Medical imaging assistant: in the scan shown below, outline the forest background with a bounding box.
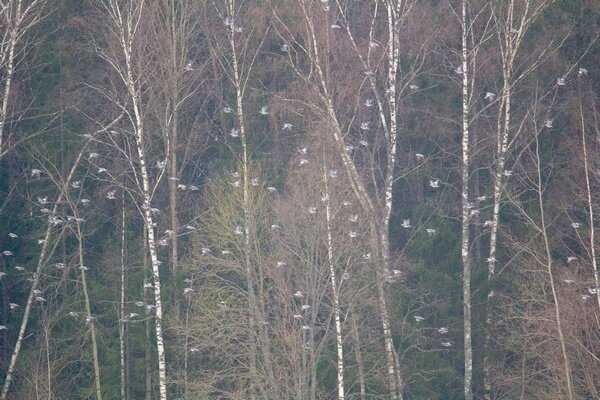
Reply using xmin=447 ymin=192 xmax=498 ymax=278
xmin=0 ymin=0 xmax=599 ymax=399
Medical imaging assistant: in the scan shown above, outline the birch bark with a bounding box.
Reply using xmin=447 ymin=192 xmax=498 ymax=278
xmin=460 ymin=2 xmax=473 ymax=399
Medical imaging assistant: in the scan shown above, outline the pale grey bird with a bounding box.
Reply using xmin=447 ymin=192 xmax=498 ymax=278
xmin=230 ymin=128 xmax=239 ymax=137
xmin=414 ymin=315 xmax=425 ymax=322
xmin=185 ymin=61 xmax=194 ymax=72
xmin=71 ymin=181 xmax=81 ymax=189
xmin=572 ymin=222 xmax=582 ymax=229
xmin=329 ymin=169 xmax=338 ymax=178
xmin=360 ymin=122 xmax=370 ymax=130
xmin=8 ymin=233 xmax=18 ymax=238
xmin=349 ymin=231 xmax=358 ymax=238
xmin=557 ymin=77 xmax=566 ymax=86
xmin=485 ymin=92 xmax=496 ymax=101
xmin=545 ymin=119 xmax=553 ymax=128
xmin=429 ymin=179 xmax=440 ymax=188
xmin=184 ymin=287 xmax=195 ymax=295
xmin=308 ymin=207 xmax=317 ymax=214
xmin=259 ymin=105 xmax=269 ymax=115
xmin=267 ymin=186 xmax=277 ymax=193
xmin=31 ymin=169 xmax=42 ymax=178
xmin=299 ymin=159 xmax=309 ymax=166
xmin=415 ymin=153 xmax=425 ymax=159
xmin=234 ymin=225 xmax=244 ymax=235
xmin=426 ymin=228 xmax=437 ymax=236
xmin=106 ymin=191 xmax=116 ymax=200
xmin=578 ymin=67 xmax=588 ymax=76
xmin=293 ymin=291 xmax=304 ymax=299
xmin=281 ymin=44 xmax=290 ymax=53
xmin=88 ymin=152 xmax=99 ymax=160
xmin=401 ymin=219 xmax=411 ymax=228
xmin=364 ymin=98 xmax=374 ymax=107
xmin=9 ymin=303 xmax=19 ymax=310
xmin=362 ymin=253 xmax=371 ymax=260
xmin=409 ymin=84 xmax=420 ymax=91
xmin=2 ymin=250 xmax=13 ymax=256
xmin=223 ymin=106 xmax=233 ymax=114
xmin=250 ymin=178 xmax=259 ymax=186
xmin=349 ymin=215 xmax=358 ymax=222
xmin=359 ymin=140 xmax=368 ymax=146
xmin=282 ymin=123 xmax=293 ymax=130
xmin=438 ymin=327 xmax=449 ymax=334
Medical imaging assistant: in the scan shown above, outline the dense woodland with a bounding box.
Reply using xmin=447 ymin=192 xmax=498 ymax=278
xmin=0 ymin=0 xmax=599 ymax=399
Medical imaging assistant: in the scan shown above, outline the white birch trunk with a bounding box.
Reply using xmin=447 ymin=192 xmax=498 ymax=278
xmin=297 ymin=6 xmax=399 ymax=397
xmin=0 ymin=0 xmax=21 ymax=156
xmin=323 ymin=166 xmax=345 ymax=400
xmin=107 ymin=2 xmax=169 ymax=396
xmin=119 ymin=198 xmax=127 ymax=400
xmin=0 ymin=0 xmax=47 ymax=159
xmin=460 ymin=2 xmax=473 ymax=399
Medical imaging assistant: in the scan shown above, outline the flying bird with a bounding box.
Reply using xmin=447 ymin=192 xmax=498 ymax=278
xmin=259 ymin=106 xmax=269 ymax=115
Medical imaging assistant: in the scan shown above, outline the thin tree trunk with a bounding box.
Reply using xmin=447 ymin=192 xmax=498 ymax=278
xmin=324 ymin=166 xmax=345 ymax=400
xmin=534 ymin=129 xmax=574 ymax=400
xmin=75 ymin=219 xmax=103 ymax=400
xmin=579 ymin=95 xmax=600 ymax=312
xmin=350 ymin=309 xmax=366 ymax=400
xmin=0 ymin=0 xmax=22 ymax=155
xmin=297 ymin=5 xmax=399 ymax=396
xmin=120 ymin=197 xmax=127 ymax=400
xmin=114 ymin=3 xmax=168 ymax=395
xmin=0 ymin=148 xmax=86 ymax=400
xmin=460 ymin=2 xmax=473 ymax=399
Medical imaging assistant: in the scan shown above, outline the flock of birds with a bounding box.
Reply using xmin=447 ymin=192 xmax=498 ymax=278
xmin=1 ymin=10 xmax=595 ymax=361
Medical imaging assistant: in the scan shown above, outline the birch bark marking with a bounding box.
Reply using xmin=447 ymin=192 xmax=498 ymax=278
xmin=119 ymin=197 xmax=127 ymax=400
xmin=323 ymin=166 xmax=345 ymax=400
xmin=0 ymin=0 xmax=21 ymax=156
xmin=460 ymin=1 xmax=473 ymax=399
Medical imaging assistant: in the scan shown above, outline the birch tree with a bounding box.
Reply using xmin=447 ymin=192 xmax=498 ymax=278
xmin=270 ymin=1 xmax=430 ymax=396
xmin=97 ymin=2 xmax=169 ymax=397
xmin=0 ymin=0 xmax=48 ymax=159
